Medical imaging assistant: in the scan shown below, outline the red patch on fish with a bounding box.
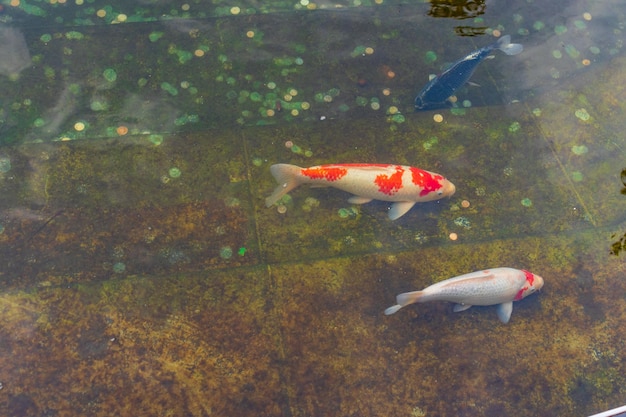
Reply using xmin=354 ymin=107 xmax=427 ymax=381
xmin=514 ymin=270 xmax=536 ymax=301
xmin=410 ymin=167 xmax=444 ymax=196
xmin=374 ymin=165 xmax=404 ymax=196
xmin=301 ymin=166 xmax=348 ymax=182
xmin=522 ymin=269 xmax=535 ymax=285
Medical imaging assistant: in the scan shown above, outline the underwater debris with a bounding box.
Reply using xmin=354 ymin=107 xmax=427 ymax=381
xmin=610 ymin=168 xmax=626 ymax=256
xmin=427 ymin=0 xmax=486 ymax=20
xmin=610 ymin=232 xmax=626 ymax=256
xmin=454 ymin=216 xmax=471 ymax=229
xmin=219 ymin=246 xmax=233 ymax=259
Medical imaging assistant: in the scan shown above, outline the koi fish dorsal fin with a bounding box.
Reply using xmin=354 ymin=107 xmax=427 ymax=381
xmin=496 ymin=35 xmax=523 ymax=56
xmin=265 ymin=164 xmax=303 ymax=207
xmin=350 ymin=165 xmax=392 ymax=171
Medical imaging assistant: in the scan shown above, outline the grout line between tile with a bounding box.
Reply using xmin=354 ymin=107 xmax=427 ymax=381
xmin=241 ymin=131 xmax=295 ymax=416
xmin=523 ymin=102 xmax=597 ymax=226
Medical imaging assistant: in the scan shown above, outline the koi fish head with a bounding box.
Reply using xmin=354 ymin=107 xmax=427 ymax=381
xmin=514 ymin=270 xmax=544 ymax=301
xmin=408 ymin=167 xmax=455 ymax=202
xmin=418 ymin=177 xmax=455 ymax=202
xmin=414 ymin=91 xmax=449 ymax=111
xmin=439 ymin=179 xmax=456 ymax=199
xmin=414 ymin=76 xmax=441 ymax=110
xmin=414 ymin=94 xmax=427 ymax=110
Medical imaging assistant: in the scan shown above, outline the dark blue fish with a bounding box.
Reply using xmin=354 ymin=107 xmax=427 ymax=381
xmin=414 ymin=35 xmax=523 ymax=111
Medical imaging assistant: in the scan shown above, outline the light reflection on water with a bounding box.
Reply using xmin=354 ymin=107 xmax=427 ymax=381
xmin=0 ymin=1 xmax=625 ymax=416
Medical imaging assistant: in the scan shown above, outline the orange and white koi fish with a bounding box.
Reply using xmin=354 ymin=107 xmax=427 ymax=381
xmin=385 ymin=267 xmax=544 ymax=323
xmin=265 ymin=163 xmax=456 ymax=220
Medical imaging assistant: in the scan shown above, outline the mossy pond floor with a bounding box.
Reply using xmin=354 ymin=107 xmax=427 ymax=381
xmin=0 ymin=1 xmax=625 ymax=416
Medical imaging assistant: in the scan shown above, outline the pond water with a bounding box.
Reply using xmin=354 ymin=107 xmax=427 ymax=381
xmin=0 ymin=0 xmax=625 ymax=416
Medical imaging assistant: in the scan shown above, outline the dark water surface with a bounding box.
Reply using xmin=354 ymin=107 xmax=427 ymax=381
xmin=0 ymin=0 xmax=625 ymax=416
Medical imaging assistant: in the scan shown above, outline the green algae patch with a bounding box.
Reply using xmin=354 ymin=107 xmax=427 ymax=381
xmin=160 ymin=82 xmax=178 ymax=96
xmin=65 ymin=31 xmax=84 ymax=40
xmin=89 ymin=99 xmax=109 ymax=111
xmin=17 ymin=1 xmax=47 ymax=17
xmin=424 ymin=50 xmax=437 ymax=63
xmin=168 ymin=167 xmax=182 ymax=178
xmin=508 ymin=121 xmax=521 ymax=132
xmin=149 ymin=31 xmax=164 ymax=42
xmin=575 ymin=108 xmax=591 ymax=121
xmin=572 ymin=171 xmax=584 ymax=182
xmin=565 ymin=44 xmax=580 ymax=59
xmin=174 ymin=49 xmax=193 ymax=64
xmin=103 ymin=68 xmax=117 ymax=82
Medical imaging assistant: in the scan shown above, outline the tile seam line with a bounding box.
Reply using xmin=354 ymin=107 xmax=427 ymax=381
xmin=482 ymin=46 xmax=596 ymax=226
xmin=241 ymin=132 xmax=295 ymax=416
xmin=241 ymin=130 xmax=268 ymax=264
xmin=522 ymin=101 xmax=597 ymax=226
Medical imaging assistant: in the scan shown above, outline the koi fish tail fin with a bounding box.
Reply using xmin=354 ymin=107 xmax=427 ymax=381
xmin=496 ymin=34 xmax=523 ymax=56
xmin=265 ymin=163 xmax=303 ymax=207
xmin=384 ymin=290 xmax=424 ymax=315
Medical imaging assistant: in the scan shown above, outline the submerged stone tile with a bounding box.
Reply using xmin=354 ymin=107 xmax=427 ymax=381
xmin=247 ymin=111 xmax=605 ymax=265
xmin=272 ymin=233 xmax=626 ymax=416
xmin=0 ymin=132 xmax=259 ymax=291
xmin=0 ymin=267 xmax=286 ymax=416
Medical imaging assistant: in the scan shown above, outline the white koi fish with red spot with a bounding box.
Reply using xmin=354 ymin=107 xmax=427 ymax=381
xmin=265 ymin=163 xmax=455 ymax=220
xmin=385 ymin=267 xmax=544 ymax=323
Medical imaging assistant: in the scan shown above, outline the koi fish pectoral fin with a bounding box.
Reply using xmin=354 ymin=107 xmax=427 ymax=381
xmin=384 ymin=304 xmax=403 ymax=315
xmin=453 ymin=303 xmax=473 ymax=313
xmin=388 ymin=201 xmax=416 ymax=220
xmin=347 ymin=196 xmax=373 ymax=204
xmin=496 ymin=302 xmax=514 ymax=323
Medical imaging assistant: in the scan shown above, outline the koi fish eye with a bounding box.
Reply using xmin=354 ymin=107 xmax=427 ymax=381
xmin=437 ymin=191 xmax=443 ymax=195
